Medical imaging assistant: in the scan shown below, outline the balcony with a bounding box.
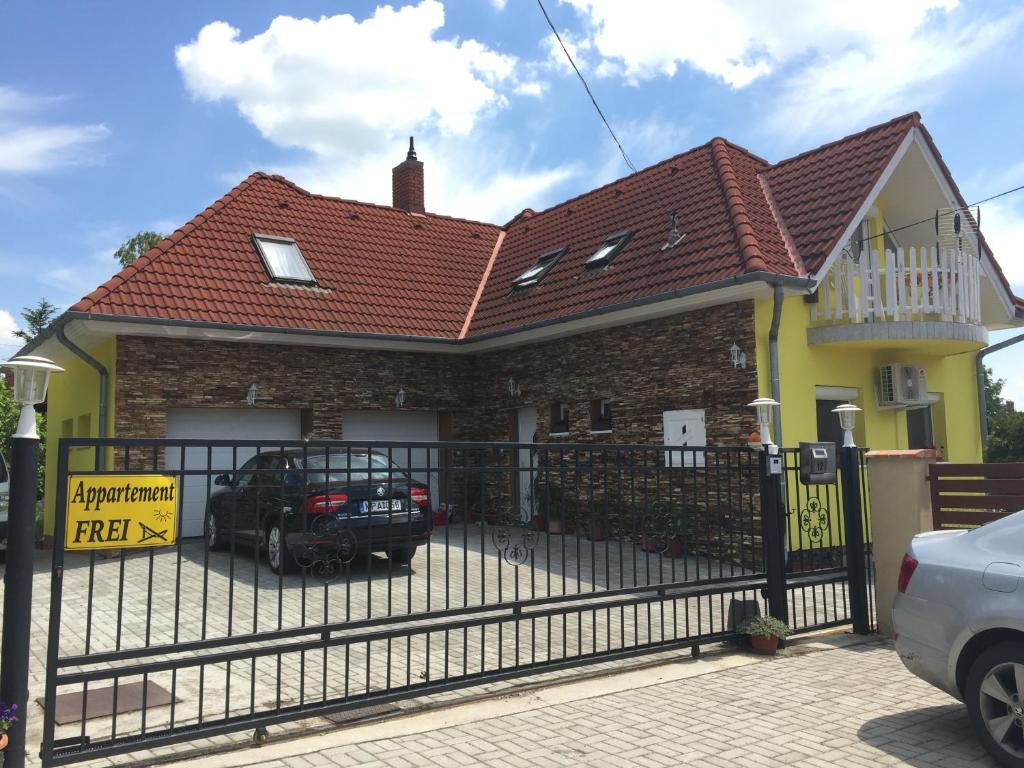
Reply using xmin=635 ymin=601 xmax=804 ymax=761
xmin=807 ymin=244 xmax=987 ymax=349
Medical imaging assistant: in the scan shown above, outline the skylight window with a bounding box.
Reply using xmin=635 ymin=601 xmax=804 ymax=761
xmin=585 ymin=231 xmax=632 ymax=270
xmin=252 ymin=235 xmax=316 ymax=284
xmin=512 ymin=247 xmax=566 ymax=288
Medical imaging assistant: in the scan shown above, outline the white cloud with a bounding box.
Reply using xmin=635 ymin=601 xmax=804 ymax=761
xmin=0 ymin=124 xmax=109 ymax=174
xmin=176 ymin=1 xmax=576 ymax=221
xmin=491 ymin=0 xmax=507 ymax=9
xmin=0 ymin=85 xmax=108 ymax=174
xmin=557 ymin=1 xmax=1021 ymax=138
xmin=980 ymin=197 xmax=1024 ymax=287
xmin=513 ymin=81 xmax=547 ymax=97
xmin=0 ymin=309 xmax=24 ymax=355
xmin=542 ymin=30 xmax=592 ymax=73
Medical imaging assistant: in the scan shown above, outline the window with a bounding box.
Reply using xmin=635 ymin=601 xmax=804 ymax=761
xmin=512 ymin=247 xmax=566 ymax=288
xmin=234 ymin=455 xmax=262 ymax=487
xmin=816 ymin=399 xmax=847 ymax=449
xmin=590 ymin=400 xmax=612 ymax=433
xmin=252 ymin=235 xmax=316 ymax=284
xmin=585 ymin=231 xmax=632 ymax=270
xmin=550 ymin=403 xmax=570 ymax=435
xmin=907 ymin=406 xmax=935 ymax=449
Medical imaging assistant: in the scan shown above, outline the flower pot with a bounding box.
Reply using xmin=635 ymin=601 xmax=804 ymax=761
xmin=749 ymin=634 xmax=780 ymax=655
xmin=547 ymin=518 xmax=563 ymax=535
xmin=663 ymin=539 xmax=684 ymax=559
xmin=531 ymin=514 xmax=545 ymax=531
xmin=587 ymin=518 xmax=607 ymax=541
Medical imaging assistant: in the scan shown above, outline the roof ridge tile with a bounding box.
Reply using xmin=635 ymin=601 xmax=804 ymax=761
xmin=710 ymin=138 xmax=768 ymax=274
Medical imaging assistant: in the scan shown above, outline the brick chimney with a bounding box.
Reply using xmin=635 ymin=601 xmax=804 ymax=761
xmin=392 ymin=137 xmax=424 ymax=213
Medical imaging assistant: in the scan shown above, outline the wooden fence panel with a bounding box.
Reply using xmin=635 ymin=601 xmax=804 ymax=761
xmin=929 ymin=462 xmax=1024 ymax=529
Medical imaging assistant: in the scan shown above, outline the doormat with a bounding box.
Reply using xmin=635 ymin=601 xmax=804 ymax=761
xmin=322 ymin=702 xmax=401 ymax=725
xmin=38 ymin=681 xmax=177 ymax=725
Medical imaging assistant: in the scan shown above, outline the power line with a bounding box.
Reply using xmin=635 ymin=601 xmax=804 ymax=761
xmin=855 ymin=182 xmax=1024 ymax=247
xmin=536 ymin=0 xmax=637 ymax=175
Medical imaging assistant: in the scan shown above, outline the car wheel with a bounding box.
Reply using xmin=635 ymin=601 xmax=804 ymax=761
xmin=266 ymin=522 xmax=297 ymax=575
xmin=205 ymin=513 xmax=227 ymax=552
xmin=389 ymin=545 xmax=417 ymax=566
xmin=966 ymin=641 xmax=1024 ymax=767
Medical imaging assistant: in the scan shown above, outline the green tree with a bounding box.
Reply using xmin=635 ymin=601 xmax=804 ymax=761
xmin=984 ymin=366 xmax=1024 ymax=462
xmin=12 ymin=298 xmax=58 ymax=343
xmin=0 ymin=377 xmax=46 ymax=494
xmin=114 ymin=231 xmax=163 ymax=267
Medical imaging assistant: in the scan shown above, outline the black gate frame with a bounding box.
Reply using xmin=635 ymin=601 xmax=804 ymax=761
xmin=39 ymin=438 xmax=872 ymax=766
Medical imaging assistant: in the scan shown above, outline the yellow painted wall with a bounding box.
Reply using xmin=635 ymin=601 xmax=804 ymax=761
xmin=43 ymin=337 xmax=116 ymax=536
xmin=753 ymin=296 xmax=982 ymax=462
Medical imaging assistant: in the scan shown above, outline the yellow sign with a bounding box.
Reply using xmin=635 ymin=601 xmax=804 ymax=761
xmin=65 ymin=474 xmax=178 ymax=550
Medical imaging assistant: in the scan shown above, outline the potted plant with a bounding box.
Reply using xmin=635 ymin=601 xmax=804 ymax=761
xmin=533 ymin=477 xmax=572 ymax=535
xmin=0 ymin=701 xmax=18 ymax=754
xmin=739 ymin=615 xmax=790 ymax=654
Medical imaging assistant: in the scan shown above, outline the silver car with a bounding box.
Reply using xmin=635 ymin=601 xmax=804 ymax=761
xmin=893 ymin=511 xmax=1024 ymax=767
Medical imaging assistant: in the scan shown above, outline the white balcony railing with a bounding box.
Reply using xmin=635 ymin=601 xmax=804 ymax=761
xmin=811 ymin=245 xmax=982 ymax=326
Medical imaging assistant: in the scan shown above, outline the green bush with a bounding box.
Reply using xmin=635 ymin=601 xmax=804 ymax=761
xmin=739 ymin=615 xmax=791 ymax=638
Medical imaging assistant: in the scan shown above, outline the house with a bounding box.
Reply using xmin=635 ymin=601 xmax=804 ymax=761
xmin=21 ymin=113 xmax=1024 ymax=538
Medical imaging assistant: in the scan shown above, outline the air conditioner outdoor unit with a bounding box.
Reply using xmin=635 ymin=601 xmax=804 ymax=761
xmin=878 ymin=363 xmax=928 ymax=407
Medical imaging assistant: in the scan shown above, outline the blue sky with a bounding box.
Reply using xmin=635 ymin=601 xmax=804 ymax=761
xmin=1 ymin=0 xmax=1023 ymax=398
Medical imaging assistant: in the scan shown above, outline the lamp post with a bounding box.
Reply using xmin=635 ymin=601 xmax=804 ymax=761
xmin=0 ymin=355 xmax=62 ymax=768
xmin=748 ymin=398 xmax=779 ymax=450
xmin=832 ymin=403 xmax=862 ymax=448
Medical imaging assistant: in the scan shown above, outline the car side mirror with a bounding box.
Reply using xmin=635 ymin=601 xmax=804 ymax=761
xmin=214 ymin=473 xmax=232 ymax=487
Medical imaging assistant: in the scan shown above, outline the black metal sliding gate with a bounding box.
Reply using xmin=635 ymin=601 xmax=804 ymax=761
xmin=41 ymin=438 xmax=872 ymax=765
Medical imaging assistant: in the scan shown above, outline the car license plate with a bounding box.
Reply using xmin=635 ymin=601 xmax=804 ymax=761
xmin=360 ymin=499 xmax=406 ymax=514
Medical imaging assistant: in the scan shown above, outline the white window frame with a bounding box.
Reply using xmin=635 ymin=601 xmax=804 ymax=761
xmin=252 ymin=234 xmax=316 ymax=285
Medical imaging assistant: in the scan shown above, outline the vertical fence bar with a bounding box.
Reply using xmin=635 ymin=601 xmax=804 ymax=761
xmin=841 ymin=447 xmax=870 ymax=634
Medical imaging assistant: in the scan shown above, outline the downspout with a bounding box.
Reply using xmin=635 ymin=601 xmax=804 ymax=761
xmin=768 ymin=283 xmax=784 ymax=447
xmin=55 ymin=325 xmax=108 ymax=470
xmin=977 ymin=331 xmax=1024 ymax=452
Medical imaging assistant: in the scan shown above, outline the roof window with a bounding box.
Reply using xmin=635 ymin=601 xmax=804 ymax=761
xmin=512 ymin=247 xmax=566 ymax=288
xmin=253 ymin=235 xmax=316 ymax=284
xmin=585 ymin=230 xmax=632 ymax=270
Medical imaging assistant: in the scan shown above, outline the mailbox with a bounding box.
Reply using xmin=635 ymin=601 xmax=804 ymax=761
xmin=799 ymin=441 xmax=836 ymax=485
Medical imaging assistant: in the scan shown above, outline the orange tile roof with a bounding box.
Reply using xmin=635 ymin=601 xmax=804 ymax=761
xmin=70 ymin=113 xmax=1023 ymax=339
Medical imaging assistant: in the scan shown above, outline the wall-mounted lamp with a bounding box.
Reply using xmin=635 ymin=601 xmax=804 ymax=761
xmin=395 ymin=387 xmax=406 ymax=409
xmin=507 ymin=377 xmax=522 ymax=399
xmin=748 ymin=397 xmax=779 ymax=450
xmin=1 ymin=356 xmax=64 ymax=439
xmin=246 ymin=383 xmax=258 ymax=407
xmin=729 ymin=343 xmax=747 ymax=370
xmin=832 ymin=403 xmax=861 ymax=448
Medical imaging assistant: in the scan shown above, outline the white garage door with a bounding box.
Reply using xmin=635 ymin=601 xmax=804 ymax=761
xmin=166 ymin=408 xmax=301 ymax=537
xmin=341 ymin=411 xmax=439 ymax=509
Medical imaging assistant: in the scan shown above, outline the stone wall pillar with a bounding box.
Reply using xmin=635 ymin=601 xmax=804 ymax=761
xmin=866 ymin=449 xmax=941 ymax=637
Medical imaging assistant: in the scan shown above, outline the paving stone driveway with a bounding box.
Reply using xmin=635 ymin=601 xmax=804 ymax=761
xmin=234 ymin=641 xmax=996 ymax=768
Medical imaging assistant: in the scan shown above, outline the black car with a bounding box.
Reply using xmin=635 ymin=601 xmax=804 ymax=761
xmin=205 ymin=448 xmax=431 ymax=574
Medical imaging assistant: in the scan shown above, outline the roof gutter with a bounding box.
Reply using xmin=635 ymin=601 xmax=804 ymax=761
xmin=61 ymin=271 xmax=815 ymax=349
xmin=977 ymin=332 xmax=1024 ymax=452
xmin=55 ymin=325 xmax=108 ymax=470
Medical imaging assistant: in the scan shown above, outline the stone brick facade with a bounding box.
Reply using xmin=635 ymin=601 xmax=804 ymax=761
xmin=114 ymin=301 xmax=759 ymax=447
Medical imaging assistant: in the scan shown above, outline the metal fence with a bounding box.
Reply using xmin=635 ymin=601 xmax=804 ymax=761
xmin=40 ymin=438 xmax=870 ymax=766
